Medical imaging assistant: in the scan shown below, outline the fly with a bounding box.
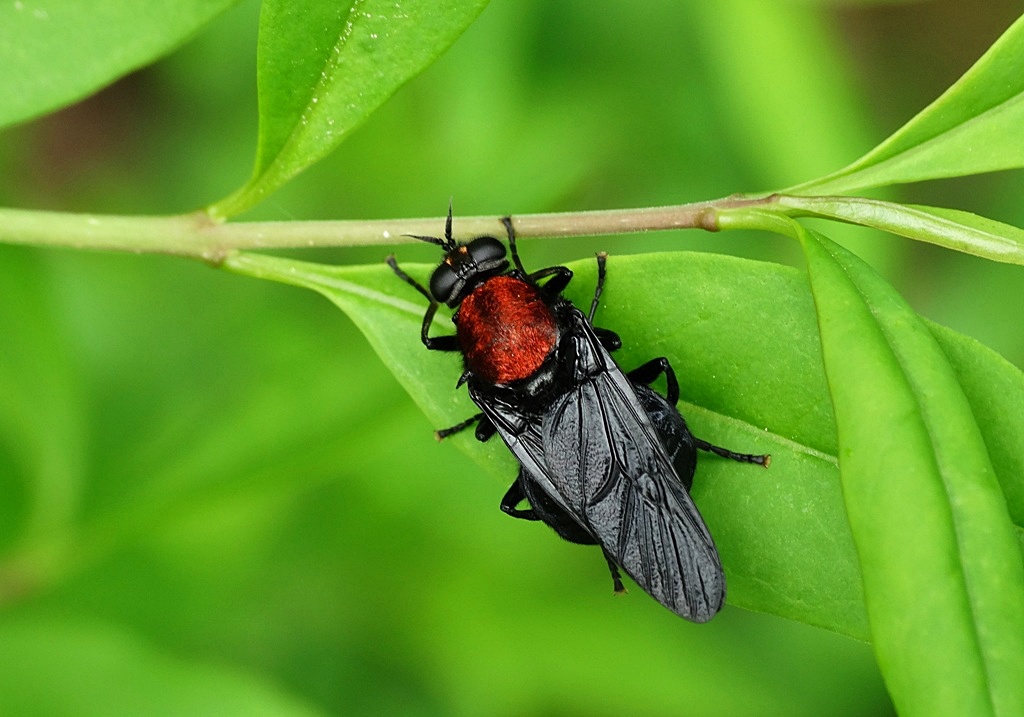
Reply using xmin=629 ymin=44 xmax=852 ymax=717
xmin=387 ymin=206 xmax=768 ymax=621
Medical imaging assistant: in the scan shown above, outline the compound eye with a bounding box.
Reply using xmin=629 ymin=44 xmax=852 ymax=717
xmin=465 ymin=236 xmax=506 ymax=265
xmin=429 ymin=237 xmax=508 ymax=306
xmin=429 ymin=263 xmax=459 ymax=305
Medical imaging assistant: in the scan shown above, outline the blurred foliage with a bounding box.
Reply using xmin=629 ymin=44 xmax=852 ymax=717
xmin=2 ymin=0 xmax=1023 ymax=714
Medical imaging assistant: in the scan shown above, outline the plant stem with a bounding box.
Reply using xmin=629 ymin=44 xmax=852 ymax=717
xmin=0 ymin=196 xmax=777 ymax=263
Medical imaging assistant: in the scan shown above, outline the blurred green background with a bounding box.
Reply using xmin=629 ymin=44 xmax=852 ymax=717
xmin=1 ymin=0 xmax=1022 ymax=714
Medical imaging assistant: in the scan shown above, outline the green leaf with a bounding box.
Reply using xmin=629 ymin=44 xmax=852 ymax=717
xmin=0 ymin=0 xmax=237 ymax=130
xmin=784 ymin=12 xmax=1024 ymax=195
xmin=223 ymin=248 xmax=1024 ymax=644
xmin=774 ymin=195 xmax=1024 ymax=265
xmin=209 ymin=0 xmax=490 ymax=219
xmin=796 ymin=225 xmax=1024 ymax=717
xmin=0 ymin=617 xmax=326 ymax=717
xmin=0 ymin=249 xmax=86 ymax=551
xmin=930 ymin=325 xmax=1024 ymax=532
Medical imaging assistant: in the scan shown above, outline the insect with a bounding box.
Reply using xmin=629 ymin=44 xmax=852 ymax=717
xmin=501 ymin=377 xmax=770 ymax=606
xmin=387 ymin=207 xmax=769 ymax=621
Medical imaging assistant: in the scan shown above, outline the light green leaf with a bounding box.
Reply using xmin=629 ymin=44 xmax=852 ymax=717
xmin=930 ymin=324 xmax=1024 ymax=534
xmin=774 ymin=195 xmax=1024 ymax=265
xmin=0 ymin=0 xmax=237 ymax=130
xmin=209 ymin=0 xmax=490 ymax=219
xmin=784 ymin=12 xmax=1024 ymax=194
xmin=223 ymin=247 xmax=1024 ymax=644
xmin=796 ymin=224 xmax=1024 ymax=717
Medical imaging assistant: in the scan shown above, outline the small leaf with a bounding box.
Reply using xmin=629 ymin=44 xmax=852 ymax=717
xmin=784 ymin=12 xmax=1024 ymax=194
xmin=0 ymin=0 xmax=237 ymax=130
xmin=224 ymin=248 xmax=1024 ymax=644
xmin=796 ymin=224 xmax=1024 ymax=717
xmin=774 ymin=195 xmax=1024 ymax=265
xmin=210 ymin=0 xmax=490 ymax=219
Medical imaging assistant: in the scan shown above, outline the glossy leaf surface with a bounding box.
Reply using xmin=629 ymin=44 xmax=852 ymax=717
xmin=797 ymin=225 xmax=1024 ymax=717
xmin=0 ymin=0 xmax=237 ymax=129
xmin=210 ymin=0 xmax=490 ymax=218
xmin=785 ymin=12 xmax=1024 ymax=194
xmin=225 ymin=249 xmax=1024 ymax=647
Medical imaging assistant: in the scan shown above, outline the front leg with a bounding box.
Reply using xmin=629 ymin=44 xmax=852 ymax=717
xmin=528 ymin=265 xmax=574 ymax=298
xmin=386 ymin=254 xmax=460 ymax=352
xmin=417 ymin=300 xmax=460 ymax=352
xmin=501 ymin=215 xmax=577 ymax=296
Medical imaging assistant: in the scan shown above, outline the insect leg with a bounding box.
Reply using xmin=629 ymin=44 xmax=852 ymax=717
xmin=434 ymin=413 xmax=480 ymax=440
xmin=500 ymin=481 xmax=540 ymax=521
xmin=629 ymin=357 xmax=770 ymax=467
xmin=529 ymin=265 xmax=574 ymax=297
xmin=627 ymin=357 xmax=680 ymax=405
xmin=694 ymin=438 xmax=771 ymax=468
xmin=594 ymin=328 xmax=622 ymax=352
xmin=501 ymin=215 xmax=581 ymax=296
xmin=586 ymin=252 xmax=620 ymax=350
xmin=386 ymin=255 xmax=460 ymax=352
xmin=434 ymin=413 xmax=498 ymax=443
xmin=587 ymin=251 xmax=608 ymax=322
xmin=499 ymin=215 xmax=529 ymax=276
xmin=416 ymin=302 xmax=460 ymax=352
xmin=386 ymin=254 xmax=431 ymax=301
xmin=586 ymin=252 xmax=619 ymax=349
xmin=601 ymin=548 xmax=626 ymax=594
xmin=474 ymin=417 xmax=496 ymax=442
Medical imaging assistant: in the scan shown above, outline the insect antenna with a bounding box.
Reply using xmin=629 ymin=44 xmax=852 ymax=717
xmin=445 ymin=198 xmax=454 ymax=244
xmin=403 ymin=201 xmax=458 ymax=252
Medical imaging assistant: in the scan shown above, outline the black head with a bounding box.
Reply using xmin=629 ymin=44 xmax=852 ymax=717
xmin=407 ymin=205 xmax=509 ymax=307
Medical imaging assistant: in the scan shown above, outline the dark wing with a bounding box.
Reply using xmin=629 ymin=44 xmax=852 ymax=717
xmin=473 ymin=309 xmax=724 ymax=622
xmin=542 ymin=361 xmax=724 ymax=621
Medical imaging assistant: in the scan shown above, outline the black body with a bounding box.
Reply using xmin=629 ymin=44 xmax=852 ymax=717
xmin=501 ymin=381 xmax=699 ymax=550
xmin=387 ymin=208 xmax=767 ymax=622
